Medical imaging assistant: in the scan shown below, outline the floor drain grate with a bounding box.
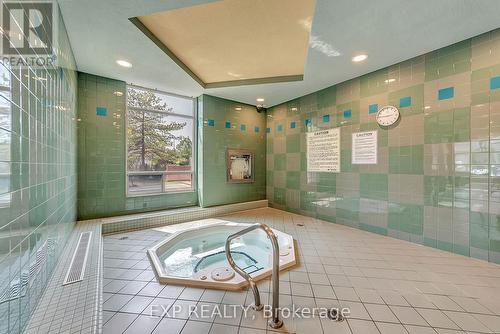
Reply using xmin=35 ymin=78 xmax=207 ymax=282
xmin=63 ymin=232 xmax=92 ymax=285
xmin=327 ymin=308 xmax=344 ymax=322
xmin=119 ymin=236 xmax=129 ymax=240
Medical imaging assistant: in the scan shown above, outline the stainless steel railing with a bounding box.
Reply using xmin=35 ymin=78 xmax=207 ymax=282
xmin=225 ymin=223 xmax=283 ymax=329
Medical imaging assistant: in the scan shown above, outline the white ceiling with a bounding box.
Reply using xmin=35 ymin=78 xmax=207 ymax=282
xmin=138 ymin=0 xmax=315 ymax=85
xmin=58 ymin=0 xmax=500 ymax=107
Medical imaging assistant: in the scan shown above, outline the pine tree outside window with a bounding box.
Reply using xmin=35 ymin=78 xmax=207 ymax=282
xmin=126 ymin=86 xmax=195 ymax=196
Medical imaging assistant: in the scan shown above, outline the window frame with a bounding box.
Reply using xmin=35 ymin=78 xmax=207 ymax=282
xmin=125 ymin=84 xmax=197 ymax=197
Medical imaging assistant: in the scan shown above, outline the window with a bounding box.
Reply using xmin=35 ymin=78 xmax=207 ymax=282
xmin=126 ymin=86 xmax=195 ymax=196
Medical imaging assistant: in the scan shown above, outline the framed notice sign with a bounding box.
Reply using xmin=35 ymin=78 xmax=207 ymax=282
xmin=306 ymin=128 xmax=340 ymax=172
xmin=352 ymin=131 xmax=378 ymax=164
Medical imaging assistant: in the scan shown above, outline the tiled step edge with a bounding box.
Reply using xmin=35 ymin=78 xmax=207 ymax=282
xmin=101 ymin=200 xmax=268 ymax=235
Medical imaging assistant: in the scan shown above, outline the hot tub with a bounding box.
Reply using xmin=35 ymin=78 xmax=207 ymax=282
xmin=147 ymin=219 xmax=296 ymax=290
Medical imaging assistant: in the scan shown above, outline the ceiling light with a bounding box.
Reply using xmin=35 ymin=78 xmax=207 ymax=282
xmin=291 ymin=107 xmax=298 ymax=111
xmin=256 ymin=98 xmax=265 ymax=102
xmin=113 ymin=91 xmax=123 ymax=97
xmin=384 ymin=78 xmax=396 ymax=84
xmin=235 ymin=107 xmax=242 ymax=111
xmin=116 ymin=60 xmax=132 ymax=68
xmin=352 ymin=54 xmax=368 ymax=62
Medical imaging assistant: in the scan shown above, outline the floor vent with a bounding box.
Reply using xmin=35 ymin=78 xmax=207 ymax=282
xmin=63 ymin=232 xmax=92 ymax=285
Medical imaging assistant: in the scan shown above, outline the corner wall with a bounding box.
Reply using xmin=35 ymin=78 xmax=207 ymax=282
xmin=0 ymin=9 xmax=78 ymax=334
xmin=198 ymin=95 xmax=266 ymax=207
xmin=266 ymin=28 xmax=500 ymax=264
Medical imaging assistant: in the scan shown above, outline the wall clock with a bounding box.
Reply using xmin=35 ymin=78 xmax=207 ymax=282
xmin=376 ymin=105 xmax=400 ymax=127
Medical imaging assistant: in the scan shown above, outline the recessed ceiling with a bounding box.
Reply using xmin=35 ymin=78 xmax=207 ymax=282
xmin=58 ymin=0 xmax=500 ymax=107
xmin=134 ymin=0 xmax=315 ymax=88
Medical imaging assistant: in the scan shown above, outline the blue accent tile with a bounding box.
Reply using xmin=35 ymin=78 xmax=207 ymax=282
xmin=207 ymin=119 xmax=215 ymax=126
xmin=399 ymin=96 xmax=412 ymax=108
xmin=290 ymin=122 xmax=296 ymax=129
xmin=277 ymin=124 xmax=283 ymax=132
xmin=240 ymin=124 xmax=246 ymax=131
xmin=369 ymin=104 xmax=378 ymax=114
xmin=225 ymin=121 xmax=231 ymax=129
xmin=491 ymin=76 xmax=500 ymax=90
xmin=254 ymin=126 xmax=259 ymax=133
xmin=438 ymin=87 xmax=454 ymax=100
xmin=96 ymin=107 xmax=107 ymax=116
xmin=322 ymin=114 xmax=330 ymax=123
xmin=266 ymin=127 xmax=271 ymax=133
xmin=304 ymin=119 xmax=312 ymax=126
xmin=343 ymin=109 xmax=352 ymax=119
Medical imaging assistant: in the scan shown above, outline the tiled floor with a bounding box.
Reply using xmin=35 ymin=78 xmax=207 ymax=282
xmin=101 ymin=208 xmax=500 ymax=334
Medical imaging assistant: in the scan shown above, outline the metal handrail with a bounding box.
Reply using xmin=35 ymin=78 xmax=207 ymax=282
xmin=225 ymin=223 xmax=283 ymax=329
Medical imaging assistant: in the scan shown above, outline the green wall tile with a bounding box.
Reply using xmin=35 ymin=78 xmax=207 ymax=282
xmin=317 ymin=86 xmax=336 ymax=109
xmin=388 ymin=85 xmax=424 ymax=116
xmin=264 ymin=27 xmax=500 ymax=264
xmin=274 ymin=188 xmax=286 ymax=205
xmin=274 ymin=154 xmax=286 ymax=171
xmin=286 ymin=134 xmax=300 ymax=153
xmin=470 ymin=221 xmax=489 ymax=250
xmin=360 ymin=223 xmax=388 ymax=236
xmin=341 ymin=149 xmax=359 ymax=173
xmin=286 ymin=171 xmax=300 ymax=189
xmin=424 ymin=176 xmax=454 ymax=207
xmin=336 ymin=197 xmax=360 ymax=221
xmin=424 ymin=108 xmax=470 ymax=144
xmin=336 ymin=101 xmax=360 ymax=126
xmin=425 ymin=40 xmax=471 ymax=81
xmin=317 ymin=172 xmax=336 ymax=192
xmin=267 ymin=170 xmax=274 ymax=185
xmin=389 ymin=145 xmax=423 ymax=174
xmin=300 ymin=191 xmax=316 ymax=212
xmin=360 ymin=174 xmax=388 ymax=200
xmin=0 ymin=8 xmax=78 ymax=334
xmin=388 ymin=202 xmax=424 ymax=235
xmin=199 ymin=95 xmax=266 ymax=207
xmin=360 ymin=68 xmax=389 ymax=98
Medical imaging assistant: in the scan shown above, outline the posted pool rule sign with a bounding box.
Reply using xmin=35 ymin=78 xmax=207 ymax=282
xmin=352 ymin=131 xmax=378 ymax=164
xmin=306 ymin=128 xmax=340 ymax=172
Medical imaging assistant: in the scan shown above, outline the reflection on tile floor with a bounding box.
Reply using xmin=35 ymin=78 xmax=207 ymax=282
xmin=102 ymin=208 xmax=500 ymax=334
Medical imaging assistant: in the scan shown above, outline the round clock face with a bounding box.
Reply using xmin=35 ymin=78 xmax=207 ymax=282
xmin=376 ymin=105 xmax=400 ymax=127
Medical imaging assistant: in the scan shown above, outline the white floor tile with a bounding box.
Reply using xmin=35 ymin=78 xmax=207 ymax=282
xmin=365 ymin=303 xmax=400 ymax=323
xmin=99 ymin=208 xmax=500 ymax=334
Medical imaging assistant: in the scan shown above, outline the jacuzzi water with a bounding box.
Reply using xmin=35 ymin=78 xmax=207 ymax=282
xmin=148 ymin=220 xmax=297 ymax=289
xmin=158 ymin=225 xmax=288 ymax=278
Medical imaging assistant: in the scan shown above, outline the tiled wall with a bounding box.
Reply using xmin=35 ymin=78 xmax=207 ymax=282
xmin=77 ymin=73 xmax=197 ymax=220
xmin=0 ymin=9 xmax=78 ymax=334
xmin=266 ymin=28 xmax=500 ymax=264
xmin=199 ymin=95 xmax=266 ymax=207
